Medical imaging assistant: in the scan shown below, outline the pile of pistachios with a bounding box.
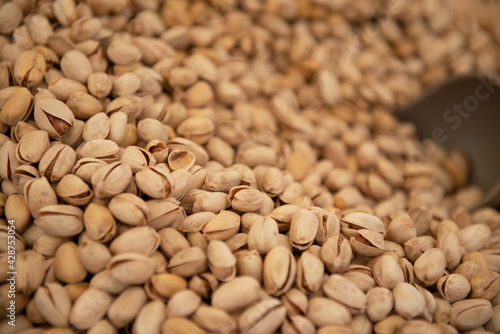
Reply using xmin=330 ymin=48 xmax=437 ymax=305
xmin=0 ymin=0 xmax=499 ymax=333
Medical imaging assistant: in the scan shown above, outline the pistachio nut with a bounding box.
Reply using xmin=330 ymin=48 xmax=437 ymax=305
xmin=134 ymin=301 xmax=166 ymax=334
xmin=158 ymin=227 xmax=190 ymax=258
xmin=108 ymin=193 xmax=149 ymax=226
xmin=76 ymin=139 xmax=119 ymax=162
xmin=202 ymin=210 xmax=240 ymax=241
xmin=39 ymin=144 xmax=76 ymax=182
xmin=340 ymin=211 xmax=385 ymax=238
xmin=24 ymin=177 xmax=58 ymax=218
xmin=306 ymin=297 xmax=352 ymax=327
xmin=34 ymin=98 xmax=75 ymax=139
xmin=296 ymin=252 xmax=325 ymax=293
xmin=237 ymin=250 xmax=263 ymax=283
xmin=84 ymin=203 xmax=117 ymax=243
xmin=53 ymin=242 xmax=87 ymax=284
xmin=212 ymin=276 xmax=260 ymax=313
xmin=35 ymin=204 xmax=84 ymax=237
xmin=108 ymin=252 xmax=156 ymax=285
xmin=69 ymin=288 xmax=113 ymax=330
xmin=238 ymin=298 xmax=287 ymax=334
xmin=109 ymin=226 xmax=159 ymax=256
xmin=192 ymin=304 xmax=237 ymax=333
xmin=350 ymin=229 xmax=386 ymax=257
xmin=323 ymin=274 xmax=367 ymax=314
xmin=162 ymin=317 xmax=205 ymax=334
xmin=91 ymin=161 xmax=132 ymax=198
xmin=372 ymin=254 xmax=405 ymax=289
xmin=437 ymin=274 xmax=471 ymax=303
xmin=72 ymin=157 xmax=107 ymax=183
xmin=120 ymin=145 xmax=156 ymax=173
xmin=0 ymin=87 xmax=32 ymax=126
xmin=366 ymin=287 xmax=393 ymax=322
xmin=207 ymin=240 xmax=236 ymax=281
xmin=14 ymin=50 xmax=46 ymax=87
xmin=290 ymin=208 xmax=319 ymax=250
xmin=107 ymin=287 xmax=147 ymax=328
xmin=33 ymin=283 xmax=71 ymax=328
xmin=55 ymin=174 xmax=93 ymax=206
xmin=263 ymin=246 xmax=296 ymax=296
xmin=167 ymin=247 xmax=208 ymax=277
xmin=147 ymin=198 xmax=186 ymax=230
xmin=247 ymin=215 xmax=279 ymax=255
xmin=393 ymin=282 xmax=426 ymax=320
xmin=414 ymin=248 xmax=447 ymax=286
xmin=321 ymin=235 xmax=353 ymax=274
xmin=0 ymin=141 xmax=21 ymax=180
xmin=450 ymin=299 xmax=493 ymax=331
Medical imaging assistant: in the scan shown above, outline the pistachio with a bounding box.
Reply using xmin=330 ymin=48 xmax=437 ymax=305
xmin=469 ymin=270 xmax=500 ymax=300
xmin=192 ymin=304 xmax=237 ymax=333
xmin=14 ymin=50 xmax=46 ymax=88
xmin=134 ymin=164 xmax=174 ymax=199
xmin=34 ymin=283 xmax=71 ymax=327
xmin=458 ymin=223 xmax=491 ymax=253
xmin=321 ymin=235 xmax=353 ymax=274
xmin=108 ymin=287 xmax=147 ymax=328
xmin=324 ymin=274 xmax=367 ymax=314
xmin=108 ymin=193 xmax=149 ymax=226
xmin=290 ymin=208 xmax=319 ymax=250
xmin=110 ymin=226 xmax=159 ymax=256
xmin=91 ymin=161 xmax=132 ymax=198
xmin=450 ymin=299 xmax=493 ymax=331
xmin=263 ymin=246 xmax=296 ymax=296
xmin=206 ymin=240 xmax=236 ymax=281
xmin=372 ymin=254 xmax=405 ymax=289
xmin=35 ymin=204 xmax=84 ymax=237
xmin=167 ymin=247 xmax=208 ymax=277
xmin=307 ymin=297 xmax=352 ymax=327
xmin=296 ymin=252 xmax=325 ymax=293
xmin=202 ymin=210 xmax=240 ymax=241
xmin=366 ymin=287 xmax=393 ymax=322
xmin=53 ymin=242 xmax=87 ymax=284
xmin=414 ymin=248 xmax=447 ymax=286
xmin=69 ymin=288 xmax=113 ymax=330
xmin=24 ymin=177 xmax=58 ymax=218
xmin=84 ymin=203 xmax=117 ymax=243
xmin=247 ymin=215 xmax=279 ymax=255
xmin=38 ymin=144 xmax=76 ymax=182
xmin=164 ymin=289 xmax=201 ymax=318
xmin=76 ymin=139 xmax=119 ymax=162
xmin=393 ymin=282 xmax=426 ymax=319
xmin=437 ymin=274 xmax=471 ymax=303
xmin=108 ymin=252 xmax=156 ymax=285
xmin=158 ymin=227 xmax=190 ymax=258
xmin=162 ymin=318 xmax=205 ymax=334
xmin=77 ymin=237 xmax=111 ymax=274
xmin=34 ymin=99 xmax=75 ymax=139
xmin=237 ymin=250 xmax=263 ymax=283
xmin=239 ymin=298 xmax=287 ymax=334
xmin=0 ymin=87 xmax=32 ymax=126
xmin=16 ymin=250 xmax=45 ymax=296
xmin=147 ymin=198 xmax=186 ymax=230
xmin=134 ymin=301 xmax=165 ymax=334
xmin=55 ymin=174 xmax=93 ymax=206
xmin=0 ymin=141 xmax=21 ymax=180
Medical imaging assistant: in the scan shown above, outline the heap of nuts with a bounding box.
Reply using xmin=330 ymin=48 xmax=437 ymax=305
xmin=0 ymin=0 xmax=499 ymax=333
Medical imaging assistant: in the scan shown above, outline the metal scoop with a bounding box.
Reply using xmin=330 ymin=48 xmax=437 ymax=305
xmin=398 ymin=74 xmax=500 ymax=209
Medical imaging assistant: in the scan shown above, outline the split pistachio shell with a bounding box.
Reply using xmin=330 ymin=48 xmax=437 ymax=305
xmin=321 ymin=235 xmax=352 ymax=274
xmin=167 ymin=247 xmax=208 ymax=277
xmin=290 ymin=208 xmax=319 ymax=250
xmin=207 ymin=240 xmax=236 ymax=281
xmin=247 ymin=215 xmax=279 ymax=254
xmin=0 ymin=87 xmax=33 ymax=126
xmin=14 ymin=50 xmax=47 ymax=87
xmin=91 ymin=162 xmax=133 ymax=198
xmin=239 ymin=298 xmax=287 ymax=334
xmin=323 ymin=274 xmax=367 ymax=314
xmin=263 ymin=246 xmax=296 ymax=296
xmin=55 ymin=174 xmax=93 ymax=206
xmin=35 ymin=204 xmax=84 ymax=237
xmin=34 ymin=283 xmax=71 ymax=327
xmin=34 ymin=98 xmax=75 ymax=139
xmin=450 ymin=299 xmax=493 ymax=331
xmin=39 ymin=144 xmax=77 ymax=182
xmin=108 ymin=193 xmax=149 ymax=226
